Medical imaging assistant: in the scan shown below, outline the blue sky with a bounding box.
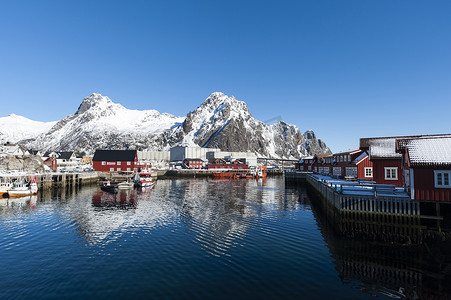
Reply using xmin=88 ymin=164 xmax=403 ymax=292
xmin=1 ymin=1 xmax=450 ymax=152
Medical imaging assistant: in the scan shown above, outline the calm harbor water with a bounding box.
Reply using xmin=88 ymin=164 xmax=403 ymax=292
xmin=1 ymin=177 xmax=450 ymax=299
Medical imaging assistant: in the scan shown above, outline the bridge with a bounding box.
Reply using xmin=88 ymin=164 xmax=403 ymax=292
xmin=257 ymin=157 xmax=299 ymax=169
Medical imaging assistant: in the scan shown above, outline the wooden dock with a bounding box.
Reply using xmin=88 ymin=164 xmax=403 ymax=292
xmin=1 ymin=172 xmax=99 ymax=192
xmin=285 ymin=171 xmax=443 ymax=243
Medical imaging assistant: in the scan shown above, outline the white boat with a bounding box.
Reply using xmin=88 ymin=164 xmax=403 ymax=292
xmin=8 ymin=177 xmax=38 ymax=198
xmin=117 ymin=181 xmax=134 ymax=189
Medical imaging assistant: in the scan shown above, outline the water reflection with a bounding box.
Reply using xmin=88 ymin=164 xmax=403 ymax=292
xmin=0 ymin=195 xmax=37 ymax=212
xmin=2 ymin=178 xmax=451 ymax=299
xmin=306 ymin=187 xmax=451 ymax=299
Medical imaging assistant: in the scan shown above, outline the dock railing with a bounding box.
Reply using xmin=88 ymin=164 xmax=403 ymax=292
xmin=303 ymin=173 xmax=420 ymax=217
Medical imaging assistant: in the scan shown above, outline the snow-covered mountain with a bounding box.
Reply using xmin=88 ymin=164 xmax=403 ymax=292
xmin=17 ymin=92 xmax=330 ymax=158
xmin=165 ymin=92 xmax=330 ymax=158
xmin=27 ymin=93 xmax=184 ymax=153
xmin=0 ymin=114 xmax=57 ymax=144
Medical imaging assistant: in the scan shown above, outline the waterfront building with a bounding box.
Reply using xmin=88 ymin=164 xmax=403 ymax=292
xmin=93 ymin=150 xmax=143 ymax=172
xmin=396 ymin=135 xmax=451 ymax=201
xmin=360 ymin=137 xmax=404 ymax=186
xmin=297 ymin=156 xmax=314 ymax=171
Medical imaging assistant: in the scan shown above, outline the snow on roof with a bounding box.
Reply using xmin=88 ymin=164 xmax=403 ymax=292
xmin=369 ymin=138 xmax=402 ymax=159
xmin=405 ymin=137 xmax=451 ymax=166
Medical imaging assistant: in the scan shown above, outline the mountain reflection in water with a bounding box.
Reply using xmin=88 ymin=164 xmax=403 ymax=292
xmin=0 ymin=178 xmax=450 ymax=299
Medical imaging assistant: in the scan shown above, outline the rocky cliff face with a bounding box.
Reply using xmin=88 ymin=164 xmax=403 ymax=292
xmin=159 ymin=92 xmax=330 ymax=158
xmin=21 ymin=92 xmax=330 ymax=158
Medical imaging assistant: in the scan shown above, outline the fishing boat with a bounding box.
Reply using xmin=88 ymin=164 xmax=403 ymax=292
xmin=133 ymin=170 xmax=155 ymax=188
xmin=0 ymin=181 xmax=13 ymax=198
xmin=7 ymin=177 xmax=38 ymax=198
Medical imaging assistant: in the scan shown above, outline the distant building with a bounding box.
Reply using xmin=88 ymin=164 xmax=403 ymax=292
xmin=170 ymin=146 xmax=221 ymax=162
xmin=56 ymin=151 xmax=80 ymax=170
xmin=182 ymin=158 xmax=205 ymax=169
xmin=207 ymin=159 xmax=249 ymax=170
xmin=206 ymin=150 xmax=258 ymax=167
xmin=0 ymin=144 xmax=29 ymax=156
xmin=44 ymin=157 xmax=57 ymax=172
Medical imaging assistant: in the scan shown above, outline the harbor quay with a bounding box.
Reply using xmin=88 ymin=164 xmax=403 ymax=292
xmin=1 ymin=172 xmax=99 ymax=193
xmin=285 ymin=171 xmax=451 ymax=243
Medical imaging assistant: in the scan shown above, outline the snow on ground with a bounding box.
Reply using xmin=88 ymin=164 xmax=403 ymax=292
xmin=311 ymin=174 xmax=409 ymax=198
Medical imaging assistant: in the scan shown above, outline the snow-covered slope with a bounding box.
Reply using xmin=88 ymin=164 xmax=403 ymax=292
xmin=0 ymin=114 xmax=57 ymax=144
xmin=27 ymin=93 xmax=185 ymax=153
xmin=20 ymin=92 xmax=330 ymax=158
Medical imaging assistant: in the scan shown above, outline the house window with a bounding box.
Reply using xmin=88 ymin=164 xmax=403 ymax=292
xmin=127 ymin=162 xmax=131 ymax=166
xmin=435 ymin=171 xmax=451 ymax=188
xmin=364 ymin=167 xmax=373 ymax=178
xmin=117 ymin=161 xmax=121 ymax=165
xmin=127 ymin=168 xmax=131 ymax=171
xmin=308 ymin=166 xmax=312 ymax=171
xmin=110 ymin=168 xmax=114 ymax=172
xmin=300 ymin=166 xmax=304 ymax=171
xmin=117 ymin=168 xmax=121 ymax=171
xmin=333 ymin=167 xmax=342 ymax=176
xmin=102 ymin=161 xmax=106 ymax=165
xmin=384 ymin=167 xmax=398 ymax=180
xmin=346 ymin=167 xmax=357 ymax=177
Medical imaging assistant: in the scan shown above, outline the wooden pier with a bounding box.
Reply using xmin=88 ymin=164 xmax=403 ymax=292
xmin=285 ymin=171 xmax=435 ymax=243
xmin=1 ymin=172 xmax=99 ymax=192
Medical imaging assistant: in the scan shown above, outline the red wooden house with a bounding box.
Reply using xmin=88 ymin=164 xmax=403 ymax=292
xmin=396 ymin=136 xmax=451 ymax=201
xmin=312 ymin=154 xmax=330 ymax=175
xmin=297 ymin=156 xmax=314 ymax=172
xmin=327 ymin=149 xmax=370 ymax=180
xmin=43 ymin=157 xmax=57 ymax=172
xmin=93 ymin=150 xmax=144 ymax=172
xmin=360 ymin=137 xmax=404 ymax=186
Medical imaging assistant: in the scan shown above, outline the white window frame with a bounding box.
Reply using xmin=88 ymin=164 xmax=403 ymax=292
xmin=102 ymin=161 xmax=106 ymax=165
xmin=308 ymin=166 xmax=312 ymax=171
xmin=434 ymin=170 xmax=451 ymax=188
xmin=127 ymin=168 xmax=131 ymax=171
xmin=127 ymin=161 xmax=131 ymax=166
xmin=333 ymin=167 xmax=342 ymax=176
xmin=117 ymin=161 xmax=121 ymax=165
xmin=364 ymin=167 xmax=373 ymax=178
xmin=109 ymin=168 xmax=114 ymax=172
xmin=384 ymin=167 xmax=398 ymax=180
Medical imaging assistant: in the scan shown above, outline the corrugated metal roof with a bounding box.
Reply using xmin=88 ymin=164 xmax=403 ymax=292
xmin=369 ymin=138 xmax=402 ymax=159
xmin=352 ymin=152 xmax=368 ymax=164
xmin=405 ymin=137 xmax=451 ymax=166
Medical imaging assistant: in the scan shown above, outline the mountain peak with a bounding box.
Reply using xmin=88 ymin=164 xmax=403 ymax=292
xmin=75 ymin=93 xmax=115 ymax=115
